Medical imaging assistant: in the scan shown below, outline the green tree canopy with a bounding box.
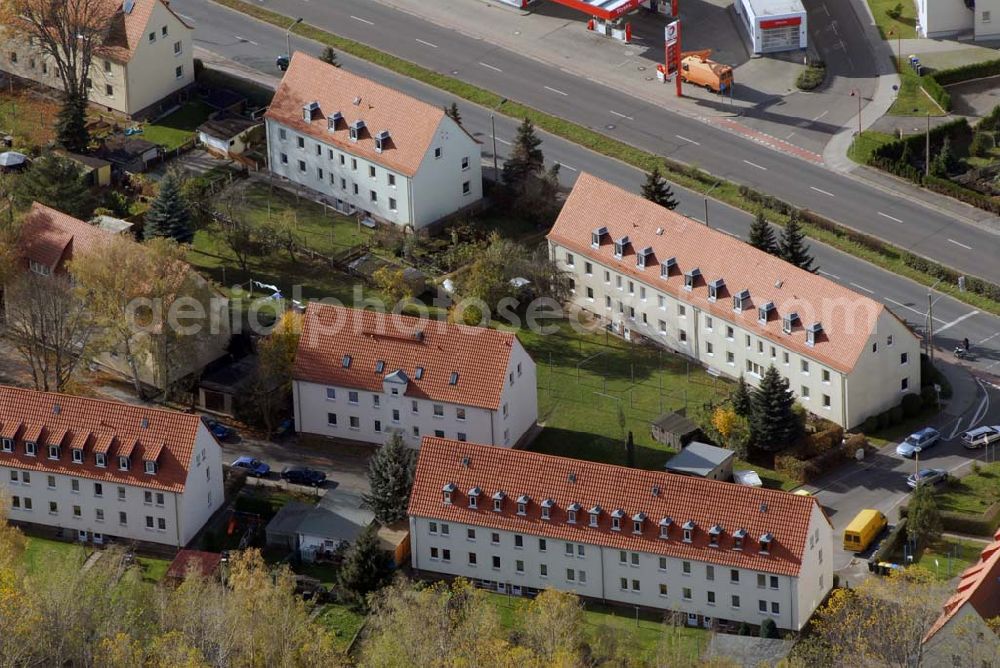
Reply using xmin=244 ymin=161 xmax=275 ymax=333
xmin=748 ymin=211 xmax=778 ymax=255
xmin=361 ymin=432 xmax=417 ymax=525
xmin=13 ymin=154 xmax=94 ymax=219
xmin=750 ymin=365 xmax=802 ymax=450
xmin=779 ymin=214 xmax=816 ymax=273
xmin=144 ymin=170 xmax=193 ymax=243
xmin=337 ymin=525 xmax=392 ymax=607
xmin=640 ymin=166 xmax=678 ymax=210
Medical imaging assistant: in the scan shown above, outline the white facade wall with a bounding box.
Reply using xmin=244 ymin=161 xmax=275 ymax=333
xmin=122 ymin=1 xmax=194 ymax=115
xmin=0 ymin=424 xmax=223 ymax=547
xmin=550 ymin=242 xmax=919 ymax=429
xmin=409 ymin=123 xmax=483 ymax=227
xmin=735 ymin=0 xmax=807 ymax=54
xmin=974 ymin=0 xmax=1000 ymax=39
xmin=917 ymin=0 xmax=972 ymax=37
xmin=491 ymin=341 xmax=538 ymax=447
xmin=410 ymin=509 xmax=832 ymax=630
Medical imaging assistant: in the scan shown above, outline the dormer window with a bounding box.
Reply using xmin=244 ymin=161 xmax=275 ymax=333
xmin=759 ymin=532 xmax=773 ymax=554
xmin=516 ymin=494 xmax=529 ymax=515
xmin=442 ymin=482 xmax=456 ymax=504
xmin=374 ymin=129 xmax=391 ymax=153
xmin=144 ymin=460 xmax=157 ymax=475
xmin=613 ymin=236 xmax=630 ymax=258
xmin=683 ymin=268 xmax=701 ymax=290
xmin=492 ymin=490 xmax=505 ymax=512
xmin=25 ymin=441 xmax=36 ymax=457
xmin=806 ymin=322 xmax=823 ymax=347
xmin=327 ymin=111 xmax=343 ymax=130
xmin=349 ymin=119 xmax=366 ymax=141
xmin=118 ymin=455 xmax=130 ymax=471
xmin=682 ymin=520 xmax=696 ymax=543
xmin=658 ymin=517 xmax=673 ymax=538
xmin=708 ymin=524 xmax=723 ymax=547
xmin=783 ymin=312 xmax=798 ymax=334
xmin=47 ymin=445 xmax=59 ymax=460
xmin=71 ymin=448 xmax=82 ymax=463
xmin=591 ymin=226 xmax=607 ymax=248
xmin=302 ymin=101 xmax=319 ymax=122
xmin=610 ymin=509 xmax=625 ymax=531
xmin=660 ymin=257 xmax=677 ymax=278
xmin=758 ymin=302 xmax=775 ymax=324
xmin=467 ymin=487 xmax=481 ymax=508
xmin=540 ymin=498 xmax=554 ymax=520
xmin=565 ymin=502 xmax=581 ymax=524
xmin=95 ymin=452 xmax=106 ymax=468
xmin=636 ymin=246 xmax=653 ymax=268
xmin=632 ymin=512 xmax=646 ymax=534
xmin=588 ymin=505 xmax=601 ymax=527
xmin=1 ymin=438 xmax=11 ymax=452
xmin=708 ymin=278 xmax=725 ymax=301
xmin=733 ymin=289 xmax=750 ymax=313
xmin=733 ymin=528 xmax=747 ymax=550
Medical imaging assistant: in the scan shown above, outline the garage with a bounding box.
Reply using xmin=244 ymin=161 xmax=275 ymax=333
xmin=735 ymin=0 xmax=807 ymax=54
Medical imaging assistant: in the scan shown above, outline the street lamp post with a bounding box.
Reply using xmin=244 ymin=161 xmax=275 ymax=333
xmin=926 ymin=278 xmax=943 ymax=363
xmin=490 ymin=97 xmax=507 ymax=178
xmin=850 ymin=89 xmax=862 ymax=136
xmin=285 ymin=17 xmax=303 ymax=61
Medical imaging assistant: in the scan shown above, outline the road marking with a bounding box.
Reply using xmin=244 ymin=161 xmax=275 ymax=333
xmin=818 ymin=270 xmax=840 ymax=280
xmin=495 ymin=137 xmax=512 ymax=146
xmin=947 ymin=238 xmax=972 ymax=250
xmin=555 ymin=161 xmax=578 ymax=172
xmin=979 ymin=331 xmax=1000 ymax=345
xmin=178 ymin=13 xmax=194 ymax=22
xmin=812 ymin=110 xmax=829 ymax=122
xmin=810 ymin=186 xmax=835 ymax=197
xmin=935 ymin=310 xmax=980 ymax=334
xmin=675 ymin=134 xmax=700 ymax=145
xmin=877 ymin=211 xmax=903 ymax=223
xmin=609 ymin=110 xmax=635 ymax=120
xmin=743 ymin=159 xmax=767 ymax=170
xmin=884 ymin=297 xmax=947 ymax=324
xmin=350 ymin=15 xmax=374 ymax=25
xmin=544 ymin=85 xmax=569 ymax=96
xmin=849 ymin=282 xmax=874 ymax=294
xmin=233 ymin=35 xmax=258 ymax=45
xmin=479 ymin=62 xmax=503 ymax=73
xmin=415 ymin=38 xmax=438 ymax=48
xmin=785 ymin=132 xmax=796 ymax=140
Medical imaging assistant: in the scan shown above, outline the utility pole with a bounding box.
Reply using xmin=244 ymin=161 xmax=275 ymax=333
xmin=285 ymin=17 xmax=303 ymax=61
xmin=491 ymin=113 xmax=498 ymax=176
xmin=927 ymin=291 xmax=934 ymax=365
xmin=925 ymin=113 xmax=931 ymax=176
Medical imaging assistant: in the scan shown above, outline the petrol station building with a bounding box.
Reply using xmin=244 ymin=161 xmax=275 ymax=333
xmin=734 ymin=0 xmax=807 ymax=54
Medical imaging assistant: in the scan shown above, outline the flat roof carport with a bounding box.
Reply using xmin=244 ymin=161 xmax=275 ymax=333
xmin=549 ymin=0 xmax=645 ymax=20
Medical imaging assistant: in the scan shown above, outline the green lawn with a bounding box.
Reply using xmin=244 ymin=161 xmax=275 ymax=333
xmin=847 ymin=131 xmax=898 ymax=164
xmin=912 ymin=536 xmax=983 ymax=580
xmin=866 ymin=0 xmax=918 ymax=39
xmin=316 ymin=603 xmax=366 ymax=651
xmin=137 ymin=556 xmax=172 ymax=582
xmin=486 ymin=592 xmax=708 ymax=662
xmin=142 ymin=101 xmax=212 ymax=150
xmin=23 ymin=536 xmax=87 ymax=574
xmin=889 ymin=66 xmax=947 ymax=117
xmin=935 ymin=462 xmax=1000 ymax=515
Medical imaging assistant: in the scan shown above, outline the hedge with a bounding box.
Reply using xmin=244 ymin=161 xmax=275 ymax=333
xmin=919 ymin=75 xmax=951 ymax=112
xmin=899 ymin=501 xmax=1000 ymax=537
xmin=924 ymin=175 xmax=1000 ymax=215
xmin=872 ymin=517 xmax=908 ymax=563
xmin=929 ymin=58 xmax=1000 ymax=86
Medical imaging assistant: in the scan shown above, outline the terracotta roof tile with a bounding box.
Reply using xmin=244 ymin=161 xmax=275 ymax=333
xmin=20 ymin=202 xmax=111 ymax=272
xmin=0 ymin=386 xmax=203 ymax=493
xmin=409 ymin=438 xmax=821 ymax=576
xmin=0 ymin=421 xmax=22 ymax=440
xmin=265 ymin=53 xmax=447 ymax=177
xmin=294 ymin=304 xmax=516 ymax=411
xmin=96 ymin=0 xmax=193 ymax=64
xmin=547 ymin=173 xmax=916 ymax=374
xmin=924 ymin=528 xmax=1000 ymax=643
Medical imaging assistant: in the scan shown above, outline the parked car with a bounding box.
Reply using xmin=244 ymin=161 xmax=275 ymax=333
xmin=895 ymin=427 xmax=941 ymax=458
xmin=202 ymin=416 xmax=235 ymax=441
xmin=280 ymin=466 xmax=327 ymax=487
xmin=231 ymin=456 xmax=270 ymax=477
xmin=906 ymin=468 xmax=948 ymax=489
xmin=960 ymin=425 xmax=1000 ymax=449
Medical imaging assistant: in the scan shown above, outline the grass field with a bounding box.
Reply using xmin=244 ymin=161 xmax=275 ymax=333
xmin=0 ymin=91 xmax=59 ymax=149
xmin=137 ymin=555 xmax=172 ymax=582
xmin=23 ymin=536 xmax=86 ymax=574
xmin=847 ymin=131 xmax=898 ymax=164
xmin=935 ymin=462 xmax=1000 ymax=515
xmin=316 ymin=603 xmax=366 ymax=651
xmin=866 ymin=0 xmax=918 ymax=39
xmin=142 ymin=101 xmax=212 ymax=150
xmin=912 ymin=536 xmax=983 ymax=580
xmin=889 ymin=67 xmax=947 ymax=117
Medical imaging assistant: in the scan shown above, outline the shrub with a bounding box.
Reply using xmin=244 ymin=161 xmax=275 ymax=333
xmin=920 ymin=385 xmax=938 ymax=409
xmin=862 ymin=416 xmax=879 ymax=434
xmin=877 ymin=411 xmax=892 ymax=430
xmin=844 ymin=433 xmax=868 ymax=453
xmin=775 ymin=455 xmax=809 ymax=483
xmin=885 ymin=2 xmax=903 ymax=18
xmin=890 ymin=405 xmax=905 ymax=425
xmin=760 ymin=618 xmax=778 ymax=639
xmin=901 ymin=392 xmax=923 ymax=418
xmin=872 ymin=517 xmax=908 ymax=563
xmin=832 ymin=573 xmax=840 ymax=588
xmin=796 ymin=64 xmax=826 ymax=91
xmin=969 ymin=132 xmax=993 ymax=157
xmin=900 ymin=502 xmax=1000 ymax=536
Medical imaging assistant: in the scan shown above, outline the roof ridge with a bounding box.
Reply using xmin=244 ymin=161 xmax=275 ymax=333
xmin=0 ymin=385 xmax=198 ymax=423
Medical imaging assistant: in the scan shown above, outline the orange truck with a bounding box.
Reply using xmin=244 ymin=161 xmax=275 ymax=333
xmin=679 ymin=50 xmax=733 ymax=94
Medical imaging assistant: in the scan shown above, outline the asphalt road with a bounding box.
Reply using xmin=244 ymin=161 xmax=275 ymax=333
xmin=180 ymin=0 xmax=1000 ymax=285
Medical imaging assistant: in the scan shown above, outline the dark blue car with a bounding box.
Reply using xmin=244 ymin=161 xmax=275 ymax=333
xmin=281 ymin=467 xmax=327 ymax=487
xmin=231 ymin=456 xmax=270 ymax=477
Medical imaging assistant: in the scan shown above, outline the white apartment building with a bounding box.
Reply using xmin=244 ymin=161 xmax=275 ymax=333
xmin=265 ymin=53 xmax=483 ymax=230
xmin=1 ymin=0 xmax=195 ymax=118
xmin=0 ymin=385 xmax=224 ymax=548
xmin=548 ymin=173 xmax=921 ymax=430
xmin=292 ymin=304 xmax=537 ymax=448
xmin=917 ymin=0 xmax=1000 ymax=41
xmin=409 ymin=437 xmax=833 ymax=631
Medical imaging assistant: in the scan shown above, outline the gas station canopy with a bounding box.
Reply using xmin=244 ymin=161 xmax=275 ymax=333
xmin=550 ymin=0 xmax=645 ymax=20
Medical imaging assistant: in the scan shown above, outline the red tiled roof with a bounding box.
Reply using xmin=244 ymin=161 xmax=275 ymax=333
xmin=265 ymin=53 xmax=448 ymax=177
xmin=0 ymin=386 xmax=203 ymax=493
xmin=96 ymin=0 xmax=193 ymax=64
xmin=19 ymin=202 xmax=111 ymax=273
xmin=547 ymin=173 xmax=916 ymax=374
xmin=165 ymin=549 xmax=222 ymax=580
xmin=409 ymin=438 xmax=822 ymax=576
xmin=924 ymin=528 xmax=1000 ymax=643
xmin=294 ymin=304 xmax=517 ymax=411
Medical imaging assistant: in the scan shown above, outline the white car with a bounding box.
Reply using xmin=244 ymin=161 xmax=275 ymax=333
xmin=960 ymin=426 xmax=1000 ymax=449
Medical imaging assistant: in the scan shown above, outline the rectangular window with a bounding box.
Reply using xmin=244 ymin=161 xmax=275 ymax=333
xmin=823 ymin=394 xmax=831 ymax=408
xmin=771 ymin=602 xmax=780 ymax=614
xmin=683 ymin=587 xmax=692 ymax=600
xmin=433 ymin=404 xmax=444 ymax=417
xmin=492 ymin=556 xmax=500 ymax=569
xmin=801 ymin=360 xmax=810 ymax=374
xmin=47 ymin=475 xmax=55 ymax=489
xmin=539 ymin=538 xmax=547 ymax=551
xmin=175 ymin=65 xmax=183 ymax=79
xmin=706 ymin=565 xmax=715 ymax=580
xmin=770 ymin=575 xmax=779 ymax=589
xmin=327 ymin=413 xmax=337 ymax=426
xmin=349 ymin=416 xmax=360 ymax=430
xmin=707 ymin=591 xmax=716 ymax=605
xmin=158 ymin=518 xmax=166 ymax=531
xmin=732 ymin=595 xmax=741 ymax=608
xmin=468 ymin=553 xmax=477 ymax=566
xmin=94 ymin=483 xmax=103 ymax=498
xmin=389 ymin=198 xmax=397 ymax=211
xmin=901 ymin=378 xmax=909 ymax=392
xmin=683 ymin=561 xmax=691 ymax=574
xmin=801 ymin=385 xmax=810 ymax=399
xmin=49 ymin=501 xmax=59 ymax=514
xmin=462 ymin=181 xmax=471 ymax=195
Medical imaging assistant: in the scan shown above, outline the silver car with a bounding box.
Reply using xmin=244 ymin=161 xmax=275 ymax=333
xmin=906 ymin=468 xmax=948 ymax=489
xmin=960 ymin=425 xmax=1000 ymax=449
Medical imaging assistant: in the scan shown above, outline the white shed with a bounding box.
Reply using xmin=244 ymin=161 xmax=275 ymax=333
xmin=734 ymin=0 xmax=807 ymax=54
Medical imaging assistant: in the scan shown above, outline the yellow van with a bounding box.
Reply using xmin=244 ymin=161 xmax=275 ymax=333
xmin=843 ymin=509 xmax=888 ymax=552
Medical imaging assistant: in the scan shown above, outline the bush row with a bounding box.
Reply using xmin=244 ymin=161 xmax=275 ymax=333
xmin=900 ymin=501 xmax=1000 ymax=537
xmin=775 ymin=433 xmax=866 ymax=483
xmin=929 ymin=58 xmax=1000 ymax=86
xmin=924 ymin=175 xmax=1000 ymax=216
xmin=870 ymin=118 xmax=971 ymax=164
xmin=871 ymin=517 xmax=908 ymax=563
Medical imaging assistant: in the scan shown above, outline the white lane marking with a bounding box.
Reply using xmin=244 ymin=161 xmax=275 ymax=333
xmin=968 ymin=379 xmax=990 ymax=430
xmin=495 ymin=137 xmax=512 ymax=146
xmin=818 ymin=270 xmax=840 ymax=280
xmin=350 ymin=15 xmax=374 ymax=25
xmin=947 ymin=238 xmax=972 ymax=250
xmin=812 ymin=110 xmax=829 ymax=122
xmin=479 ymin=62 xmax=503 ymax=73
xmin=884 ymin=297 xmax=946 ymax=323
xmin=555 ymin=161 xmax=578 ymax=172
xmin=544 ymin=85 xmax=569 ymax=96
xmin=233 ymin=35 xmax=258 ymax=45
xmin=850 ymin=282 xmax=874 ymax=294
xmin=610 ymin=110 xmax=635 ymax=120
xmin=878 ymin=211 xmax=903 ymax=223
xmin=935 ymin=310 xmax=980 ymax=334
xmin=415 ymin=38 xmax=438 ymax=48
xmin=979 ymin=331 xmax=1000 ymax=345
xmin=785 ymin=132 xmax=796 ymax=139
xmin=810 ymin=186 xmax=835 ymax=197
xmin=743 ymin=159 xmax=767 ymax=170
xmin=676 ymin=134 xmax=700 ymax=145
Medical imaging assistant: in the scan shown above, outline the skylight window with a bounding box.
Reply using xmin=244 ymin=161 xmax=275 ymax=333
xmin=449 ymin=372 xmax=459 ymax=386
xmin=415 ymin=367 xmax=424 ymax=380
xmin=342 ymin=355 xmax=352 ymax=368
xmin=375 ymin=360 xmax=385 ymax=374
